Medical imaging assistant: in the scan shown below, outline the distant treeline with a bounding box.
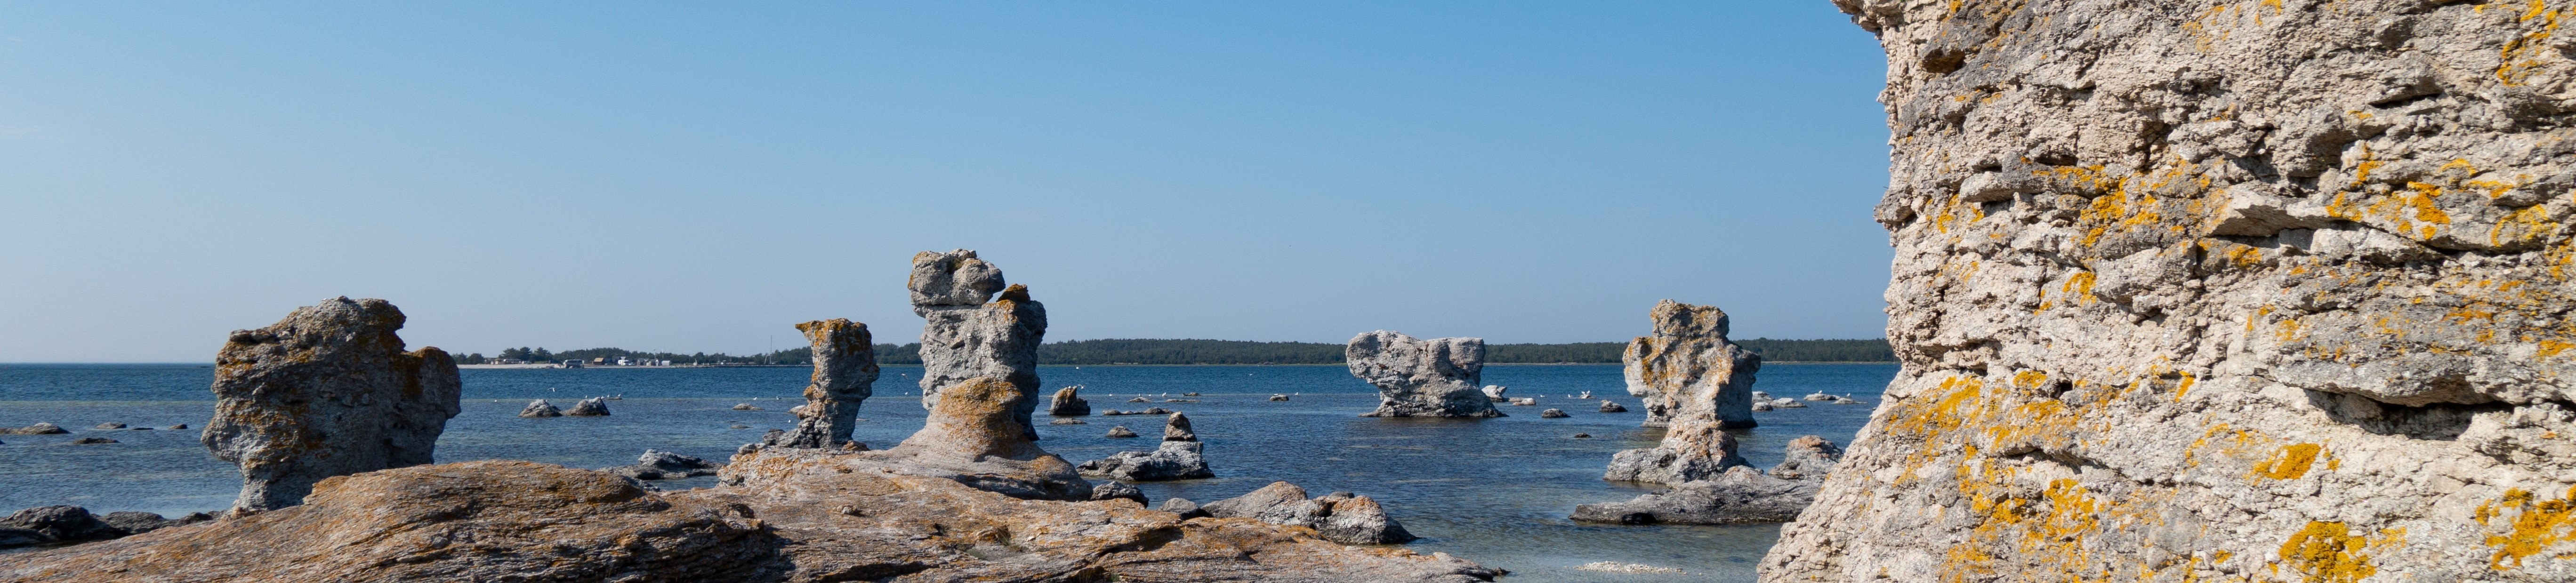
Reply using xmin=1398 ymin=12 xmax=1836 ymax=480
xmin=462 ymin=338 xmax=1891 ymax=366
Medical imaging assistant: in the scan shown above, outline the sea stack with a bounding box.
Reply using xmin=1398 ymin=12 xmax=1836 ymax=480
xmin=1345 ymin=331 xmax=1502 ymax=418
xmin=201 ymin=297 xmax=462 ymax=512
xmin=1623 ymin=300 xmax=1758 ymax=429
xmin=910 ymin=250 xmax=1046 ymax=440
xmin=1768 ymin=2 xmax=2576 ymax=580
xmin=1048 ymin=386 xmax=1091 ymax=416
xmin=772 ymin=319 xmax=879 ymax=448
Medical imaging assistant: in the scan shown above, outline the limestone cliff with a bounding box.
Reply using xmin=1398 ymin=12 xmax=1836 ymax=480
xmin=201 ymin=297 xmax=461 ymax=512
xmin=1767 ymin=1 xmax=2576 ymax=581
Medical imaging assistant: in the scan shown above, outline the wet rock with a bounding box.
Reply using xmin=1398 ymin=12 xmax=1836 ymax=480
xmin=1540 ymin=409 xmax=1570 ymax=418
xmin=68 ymin=437 xmax=116 ymax=445
xmin=1 ymin=423 xmax=68 ymax=435
xmin=204 ymin=298 xmax=463 ymax=513
xmin=1347 ymin=331 xmax=1504 ymax=418
xmin=0 ymin=506 xmax=117 ymax=548
xmin=773 ymin=319 xmax=879 ymax=449
xmin=1049 ymin=385 xmax=1091 ymax=416
xmin=517 ymin=399 xmax=562 ymax=417
xmin=1573 ymin=433 xmax=1593 ymax=439
xmin=910 ymin=250 xmax=1046 ymax=442
xmin=93 ymin=423 xmax=125 ymax=430
xmin=564 ymin=397 xmax=612 ymax=416
xmin=1158 ymin=497 xmax=1208 ymax=519
xmin=1802 ymin=392 xmax=1834 ymax=402
xmin=1106 ymin=425 xmax=1138 ymax=438
xmin=1090 ymin=481 xmax=1147 ymax=505
xmin=730 ymin=403 xmax=759 ymax=411
xmin=1203 ymin=481 xmax=1417 ymax=545
xmin=605 ymin=449 xmax=726 ymax=480
xmin=1049 ymin=418 xmax=1087 ymax=425
xmin=1269 ymin=394 xmax=1290 ymax=401
xmin=1623 ymin=300 xmax=1759 ymax=429
xmin=1077 ymin=413 xmax=1214 ymax=481
xmin=1599 ymin=400 xmax=1629 ymax=413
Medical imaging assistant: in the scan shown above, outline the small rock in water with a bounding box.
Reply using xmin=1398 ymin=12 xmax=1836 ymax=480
xmin=519 ymin=399 xmax=564 ymax=418
xmin=1751 ymin=391 xmax=1771 ymax=401
xmin=131 ymin=427 xmax=153 ymax=431
xmin=1832 ymin=396 xmax=1866 ymax=405
xmin=1540 ymin=408 xmax=1570 ymax=418
xmin=167 ymin=423 xmax=188 ymax=430
xmin=1049 ymin=386 xmax=1091 ymax=416
xmin=1127 ymin=397 xmax=1150 ymax=403
xmin=94 ymin=422 xmax=127 ymax=430
xmin=605 ymin=449 xmax=724 ymax=480
xmin=1090 ymin=481 xmax=1147 ymax=505
xmin=732 ymin=403 xmax=761 ymax=411
xmin=0 ymin=423 xmax=67 ymax=435
xmin=729 ymin=424 xmax=751 ymax=429
xmin=1599 ymin=400 xmax=1629 ymax=413
xmin=1770 ymin=398 xmax=1807 ymax=409
xmin=1752 ymin=400 xmax=1774 ymax=412
xmin=1269 ymin=394 xmax=1290 ymax=401
xmin=1482 ymin=385 xmax=1509 ymax=402
xmin=1182 ymin=392 xmax=1200 ymax=396
xmin=1142 ymin=407 xmax=1172 ymax=415
xmin=1802 ymin=392 xmax=1835 ymax=402
xmin=1511 ymin=398 xmax=1538 ymax=406
xmin=565 ymin=397 xmax=612 ymax=416
xmin=69 ymin=437 xmax=117 ymax=445
xmin=1050 ymin=418 xmax=1088 ymax=425
xmin=0 ymin=506 xmax=117 ymax=549
xmin=1158 ymin=497 xmax=1208 ymax=519
xmin=1105 ymin=426 xmax=1138 ymax=438
xmin=1162 ymin=399 xmax=1196 ymax=403
xmin=1577 ymin=561 xmax=1685 ymax=574
xmin=1573 ymin=433 xmax=1593 ymax=439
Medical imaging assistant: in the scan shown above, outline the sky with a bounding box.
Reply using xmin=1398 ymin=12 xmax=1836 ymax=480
xmin=0 ymin=2 xmax=1894 ymax=363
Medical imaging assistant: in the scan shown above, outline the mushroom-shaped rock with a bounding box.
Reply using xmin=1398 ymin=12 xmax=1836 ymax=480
xmin=773 ymin=319 xmax=879 ymax=449
xmin=519 ymin=399 xmax=563 ymax=418
xmin=1347 ymin=331 xmax=1503 ymax=418
xmin=202 ymin=297 xmax=463 ymax=512
xmin=564 ymin=397 xmax=612 ymax=416
xmin=1049 ymin=386 xmax=1091 ymax=416
xmin=1599 ymin=400 xmax=1629 ymax=413
xmin=1623 ymin=300 xmax=1759 ymax=429
xmin=910 ymin=250 xmax=1046 ymax=442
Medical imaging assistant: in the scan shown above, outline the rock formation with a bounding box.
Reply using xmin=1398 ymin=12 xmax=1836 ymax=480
xmin=1598 ymin=400 xmax=1628 ymax=413
xmin=1 ymin=422 xmax=67 ymax=435
xmin=1346 ymin=331 xmax=1503 ymax=418
xmin=1202 ymin=481 xmax=1417 ymax=545
xmin=69 ymin=437 xmax=115 ymax=445
xmin=773 ymin=319 xmax=879 ymax=448
xmin=1767 ymin=2 xmax=2576 ymax=580
xmin=1049 ymin=385 xmax=1091 ymax=416
xmin=1622 ymin=300 xmax=1758 ymax=429
xmin=1574 ymin=436 xmax=1843 ymax=525
xmin=1078 ymin=413 xmax=1215 ymax=481
xmin=517 ymin=399 xmax=562 ymax=417
xmin=1600 ymin=423 xmax=1749 ymax=485
xmin=604 ymin=449 xmax=726 ymax=481
xmin=0 ymin=506 xmax=210 ymax=550
xmin=910 ymin=250 xmax=1046 ymax=441
xmin=732 ymin=376 xmax=1094 ymax=501
xmin=201 ymin=297 xmax=462 ymax=512
xmin=1106 ymin=425 xmax=1138 ymax=438
xmin=1539 ymin=408 xmax=1569 ymax=418
xmin=564 ymin=397 xmax=611 ymax=416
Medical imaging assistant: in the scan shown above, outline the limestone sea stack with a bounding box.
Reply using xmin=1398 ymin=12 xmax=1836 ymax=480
xmin=516 ymin=399 xmax=562 ymax=418
xmin=771 ymin=319 xmax=879 ymax=448
xmin=1766 ymin=2 xmax=2576 ymax=580
xmin=1077 ymin=412 xmax=1214 ymax=481
xmin=910 ymin=250 xmax=1046 ymax=440
xmin=1345 ymin=331 xmax=1503 ymax=418
xmin=731 ymin=376 xmax=1094 ymax=501
xmin=1049 ymin=385 xmax=1091 ymax=416
xmin=201 ymin=297 xmax=462 ymax=512
xmin=1622 ymin=300 xmax=1758 ymax=429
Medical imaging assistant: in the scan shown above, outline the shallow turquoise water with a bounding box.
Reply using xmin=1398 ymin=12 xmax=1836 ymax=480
xmin=0 ymin=362 xmax=1894 ymax=582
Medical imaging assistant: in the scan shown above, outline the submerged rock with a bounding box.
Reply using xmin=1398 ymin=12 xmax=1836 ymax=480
xmin=773 ymin=319 xmax=879 ymax=449
xmin=93 ymin=423 xmax=125 ymax=430
xmin=517 ymin=399 xmax=562 ymax=418
xmin=563 ymin=397 xmax=611 ymax=416
xmin=1127 ymin=396 xmax=1151 ymax=403
xmin=1623 ymin=300 xmax=1759 ymax=429
xmin=1203 ymin=481 xmax=1417 ymax=545
xmin=1 ymin=423 xmax=68 ymax=435
xmin=166 ymin=423 xmax=186 ymax=430
xmin=1078 ymin=413 xmax=1214 ymax=481
xmin=1574 ymin=436 xmax=1843 ymax=525
xmin=910 ymin=250 xmax=1046 ymax=442
xmin=1598 ymin=400 xmax=1628 ymax=413
xmin=731 ymin=403 xmax=760 ymax=411
xmin=604 ymin=449 xmax=726 ymax=480
xmin=1049 ymin=385 xmax=1091 ymax=416
xmin=202 ymin=297 xmax=463 ymax=513
xmin=1347 ymin=331 xmax=1503 ymax=418
xmin=68 ymin=437 xmax=116 ymax=445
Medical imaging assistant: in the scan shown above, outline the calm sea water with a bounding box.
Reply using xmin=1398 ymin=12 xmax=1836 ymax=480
xmin=0 ymin=363 xmax=1894 ymax=582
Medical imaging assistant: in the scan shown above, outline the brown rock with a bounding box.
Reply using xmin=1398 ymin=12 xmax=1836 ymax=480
xmin=201 ymin=297 xmax=463 ymax=512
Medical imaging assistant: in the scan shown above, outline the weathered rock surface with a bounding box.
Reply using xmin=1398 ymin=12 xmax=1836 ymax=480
xmin=1090 ymin=481 xmax=1148 ymax=505
xmin=1078 ymin=413 xmax=1215 ymax=481
xmin=564 ymin=397 xmax=612 ymax=416
xmin=910 ymin=250 xmax=1047 ymax=444
xmin=68 ymin=437 xmax=115 ymax=445
xmin=1539 ymin=408 xmax=1570 ymax=418
xmin=201 ymin=297 xmax=462 ymax=512
xmin=1107 ymin=425 xmax=1137 ymax=438
xmin=1623 ymin=300 xmax=1759 ymax=429
xmin=1203 ymin=481 xmax=1418 ymax=545
xmin=0 ymin=422 xmax=67 ymax=435
xmin=773 ymin=319 xmax=879 ymax=448
xmin=1270 ymin=393 xmax=1291 ymax=401
xmin=1601 ymin=425 xmax=1749 ymax=485
xmin=1049 ymin=385 xmax=1091 ymax=416
xmin=732 ymin=376 xmax=1094 ymax=501
xmin=604 ymin=449 xmax=725 ymax=480
xmin=93 ymin=422 xmax=124 ymax=430
xmin=518 ymin=399 xmax=562 ymax=417
xmin=1599 ymin=400 xmax=1629 ymax=413
xmin=1767 ymin=2 xmax=2576 ymax=581
xmin=1574 ymin=436 xmax=1843 ymax=526
xmin=1348 ymin=331 xmax=1502 ymax=418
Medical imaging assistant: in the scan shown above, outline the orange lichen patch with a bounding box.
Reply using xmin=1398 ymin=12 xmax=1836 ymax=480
xmin=2543 ymin=341 xmax=2575 ymax=358
xmin=2500 ymin=0 xmax=2567 ymax=86
xmin=2276 ymin=521 xmax=2396 ymax=583
xmin=2492 ymin=204 xmax=2560 ymax=249
xmin=2012 ymin=370 xmax=2052 ymax=390
xmin=2250 ymin=443 xmax=2325 ymax=480
xmin=2476 ymin=486 xmax=2576 ymax=570
xmin=2173 ymin=374 xmax=2197 ymax=401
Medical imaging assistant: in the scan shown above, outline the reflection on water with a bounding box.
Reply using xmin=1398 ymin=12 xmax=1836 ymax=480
xmin=0 ymin=363 xmax=1894 ymax=582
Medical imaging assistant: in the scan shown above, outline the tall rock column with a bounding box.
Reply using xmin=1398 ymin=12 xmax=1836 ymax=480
xmin=1623 ymin=300 xmax=1759 ymax=429
xmin=1345 ymin=331 xmax=1503 ymax=418
xmin=201 ymin=297 xmax=462 ymax=512
xmin=774 ymin=319 xmax=879 ymax=448
xmin=910 ymin=249 xmax=1046 ymax=440
xmin=1769 ymin=2 xmax=2576 ymax=581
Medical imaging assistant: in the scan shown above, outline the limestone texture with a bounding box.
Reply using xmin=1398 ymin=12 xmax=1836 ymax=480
xmin=1574 ymin=436 xmax=1843 ymax=526
xmin=1346 ymin=331 xmax=1503 ymax=418
xmin=1601 ymin=425 xmax=1750 ymax=485
xmin=775 ymin=319 xmax=879 ymax=448
xmin=201 ymin=297 xmax=462 ymax=512
xmin=910 ymin=250 xmax=1046 ymax=441
xmin=1078 ymin=413 xmax=1215 ymax=481
xmin=1049 ymin=385 xmax=1091 ymax=416
xmin=564 ymin=397 xmax=611 ymax=416
xmin=1203 ymin=481 xmax=1419 ymax=545
xmin=1765 ymin=2 xmax=2576 ymax=581
xmin=518 ymin=399 xmax=562 ymax=418
xmin=1623 ymin=300 xmax=1759 ymax=429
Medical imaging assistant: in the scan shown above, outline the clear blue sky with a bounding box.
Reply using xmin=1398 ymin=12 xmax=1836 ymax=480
xmin=0 ymin=2 xmax=1892 ymax=362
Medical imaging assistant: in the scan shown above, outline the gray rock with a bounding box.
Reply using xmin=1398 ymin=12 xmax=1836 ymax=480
xmin=1089 ymin=481 xmax=1146 ymax=505
xmin=0 ymin=506 xmax=116 ymax=549
xmin=564 ymin=397 xmax=611 ymax=416
xmin=1802 ymin=392 xmax=1834 ymax=402
xmin=68 ymin=437 xmax=115 ymax=445
xmin=1510 ymin=398 xmax=1537 ymax=406
xmin=1049 ymin=385 xmax=1091 ymax=416
xmin=1623 ymin=300 xmax=1758 ymax=429
xmin=1127 ymin=396 xmax=1150 ymax=403
xmin=1540 ymin=408 xmax=1570 ymax=418
xmin=742 ymin=376 xmax=1093 ymax=501
xmin=1347 ymin=331 xmax=1503 ymax=418
xmin=773 ymin=319 xmax=879 ymax=449
xmin=605 ymin=449 xmax=725 ymax=480
xmin=1158 ymin=497 xmax=1208 ymax=519
xmin=0 ymin=422 xmax=68 ymax=435
xmin=1573 ymin=433 xmax=1592 ymax=439
xmin=203 ymin=297 xmax=463 ymax=512
xmin=1599 ymin=400 xmax=1629 ymax=413
xmin=910 ymin=250 xmax=1046 ymax=443
xmin=167 ymin=423 xmax=186 ymax=430
xmin=1141 ymin=407 xmax=1171 ymax=415
xmin=1269 ymin=394 xmax=1290 ymax=401
xmin=1767 ymin=435 xmax=1843 ymax=480
xmin=1602 ymin=425 xmax=1749 ymax=485
xmin=1482 ymin=385 xmax=1509 ymax=402
xmin=729 ymin=424 xmax=750 ymax=429
xmin=1105 ymin=425 xmax=1137 ymax=438
xmin=93 ymin=423 xmax=125 ymax=430
xmin=1576 ymin=436 xmax=1843 ymax=526
xmin=98 ymin=511 xmax=211 ymax=537
xmin=1202 ymin=481 xmax=1417 ymax=545
xmin=518 ymin=399 xmax=563 ymax=418
xmin=731 ymin=403 xmax=760 ymax=411
xmin=1768 ymin=398 xmax=1805 ymax=409
xmin=1049 ymin=418 xmax=1087 ymax=425
xmin=1078 ymin=413 xmax=1214 ymax=481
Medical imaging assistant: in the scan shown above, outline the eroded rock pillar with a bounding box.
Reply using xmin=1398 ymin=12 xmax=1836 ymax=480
xmin=201 ymin=297 xmax=461 ymax=512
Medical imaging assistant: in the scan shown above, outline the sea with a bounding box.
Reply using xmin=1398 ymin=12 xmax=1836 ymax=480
xmin=0 ymin=362 xmax=1895 ymax=582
